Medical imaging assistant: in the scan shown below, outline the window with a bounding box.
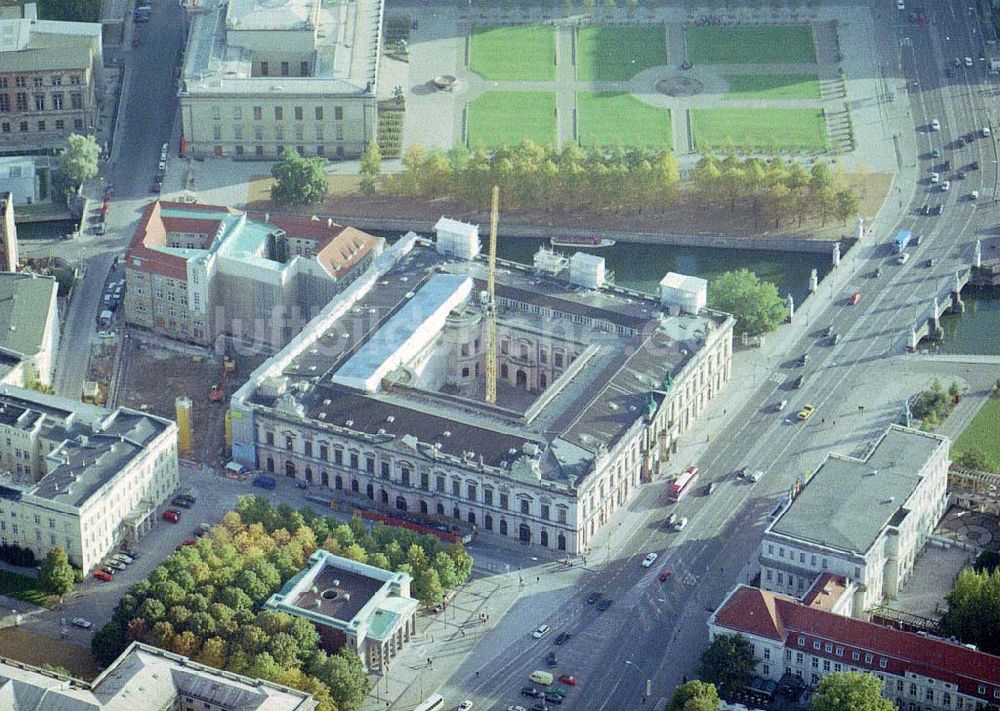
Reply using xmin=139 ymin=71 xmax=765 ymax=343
xmin=233 ymin=106 xmax=242 ymax=119
xmin=300 ymin=61 xmax=309 ymax=75
xmin=0 ymin=95 xmax=8 ymax=112
xmin=381 ymin=462 xmax=390 ymax=478
xmin=540 ymin=503 xmax=549 ymax=520
xmin=320 ymin=444 xmax=329 ymax=461
xmin=779 ymin=547 xmax=785 ymax=558
xmin=763 ymin=648 xmax=770 ymax=660
xmin=436 ymin=475 xmax=445 ymax=493
xmin=32 ymin=76 xmax=42 ymax=87
xmin=467 ymin=483 xmax=476 ymax=501
xmin=334 ymin=448 xmax=343 ymax=465
xmin=852 ymin=651 xmax=860 ymax=661
xmin=833 ymin=663 xmax=842 ymax=672
xmin=253 ymin=106 xmax=262 ymax=120
xmin=16 ymin=93 xmax=27 ymax=111
xmin=213 ymin=125 xmax=222 ymax=140
xmin=926 ymin=689 xmax=935 ymax=702
xmin=824 ymin=643 xmax=833 ymax=653
xmin=822 ymin=660 xmax=830 ymax=672
xmin=484 ymin=488 xmax=493 ymax=506
xmin=52 ymin=93 xmax=63 ymax=109
xmin=896 ymin=681 xmax=904 ymax=693
xmin=557 ymin=507 xmax=567 ymax=524
xmin=499 ymin=492 xmax=509 ymax=509
xmin=350 ymin=452 xmax=359 ymax=469
xmin=365 ymin=456 xmax=375 ymax=473
xmin=420 ymin=471 xmax=429 ymax=489
xmin=813 ymin=641 xmax=821 ymax=651
xmin=315 ymin=106 xmax=323 ymax=120
xmin=260 ymin=61 xmax=269 ymax=76
xmin=15 ymin=76 xmax=25 ymax=87
xmin=797 ymin=636 xmax=805 ymax=646
xmin=520 ymin=499 xmax=530 ymax=514
xmin=70 ymin=75 xmax=81 ymax=85
xmin=944 ymin=693 xmax=951 ymax=707
xmin=71 ymin=92 xmax=83 ymax=109
xmin=315 ymin=125 xmax=324 ymax=141
xmin=911 ymin=684 xmax=918 ymax=697
xmin=864 ymin=653 xmax=873 ymax=664
xmin=37 ymin=120 xmax=45 ymax=131
xmin=285 ymin=435 xmax=294 ymax=451
xmin=275 ymin=125 xmax=284 ymax=141
xmin=765 ymin=569 xmax=773 ymax=581
xmin=879 ymin=657 xmax=887 ymax=669
xmin=795 ymin=652 xmax=804 ymax=664
xmin=281 ymin=61 xmax=289 ymax=76
xmin=835 ymin=646 xmax=843 ymax=657
xmin=211 ymin=105 xmax=221 ymax=120
xmin=254 ymin=126 xmax=263 ymax=141
xmin=334 ymin=106 xmax=343 ymax=120
xmin=294 ymin=106 xmax=303 ymax=120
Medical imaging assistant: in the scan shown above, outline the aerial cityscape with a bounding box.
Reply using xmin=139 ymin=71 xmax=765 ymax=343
xmin=0 ymin=0 xmax=998 ymax=708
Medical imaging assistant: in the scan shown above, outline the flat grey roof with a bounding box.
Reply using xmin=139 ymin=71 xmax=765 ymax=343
xmin=0 ymin=273 xmax=57 ymax=359
xmin=769 ymin=426 xmax=947 ymax=555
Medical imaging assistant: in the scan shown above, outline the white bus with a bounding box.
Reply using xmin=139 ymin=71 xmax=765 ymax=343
xmin=414 ymin=693 xmax=444 ymax=711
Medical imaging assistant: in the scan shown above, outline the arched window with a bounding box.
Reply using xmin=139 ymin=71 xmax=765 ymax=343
xmin=305 ymin=467 xmax=313 ymax=482
xmin=436 ymin=502 xmax=445 ymax=515
xmin=285 ymin=461 xmax=295 ymax=478
xmin=419 ymin=499 xmax=428 ymax=514
xmin=351 ymin=477 xmax=359 ymax=492
xmin=557 ymin=533 xmax=566 ymax=551
xmin=380 ymin=489 xmax=389 ymax=504
xmin=395 ymin=496 xmax=407 ymax=511
xmin=321 ymin=471 xmax=329 ymax=486
xmin=335 ymin=474 xmax=343 ymax=490
xmin=516 ymin=370 xmax=527 ymax=388
xmin=484 ymin=514 xmax=493 ymax=531
xmin=499 ymin=519 xmax=508 ymax=536
xmin=452 ymin=506 xmax=460 ymax=520
xmin=540 ymin=529 xmax=549 ymax=547
xmin=467 ymin=511 xmax=476 ymax=525
xmin=519 ymin=523 xmax=531 ymax=543
xmin=266 ymin=457 xmax=274 ymax=473
xmin=501 ymin=363 xmax=509 ymax=379
xmin=540 ymin=373 xmax=547 ymax=388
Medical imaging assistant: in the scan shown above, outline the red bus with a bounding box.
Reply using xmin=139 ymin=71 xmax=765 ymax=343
xmin=669 ymin=466 xmax=700 ymax=502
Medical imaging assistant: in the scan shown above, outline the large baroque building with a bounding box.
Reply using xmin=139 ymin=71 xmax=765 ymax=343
xmin=230 ymin=224 xmax=733 ymax=554
xmin=759 ymin=425 xmax=950 ymax=615
xmin=0 ymin=387 xmax=177 ymax=572
xmin=0 ymin=9 xmax=102 ymax=154
xmin=0 ymin=641 xmax=316 ymax=710
xmin=178 ymin=0 xmax=382 ymax=159
xmin=710 ymin=584 xmax=1000 ymax=711
xmin=124 ymin=200 xmax=383 ymax=350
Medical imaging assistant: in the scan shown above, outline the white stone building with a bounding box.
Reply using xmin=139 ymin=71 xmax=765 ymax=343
xmin=759 ymin=425 xmax=950 ymax=615
xmin=229 ymin=224 xmax=734 ymax=555
xmin=0 ymin=387 xmax=177 ymax=572
xmin=0 ymin=272 xmax=59 ymax=388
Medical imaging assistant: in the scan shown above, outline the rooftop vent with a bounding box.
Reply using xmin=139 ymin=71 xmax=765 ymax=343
xmin=345 ymin=419 xmax=354 ymax=427
xmin=386 ymin=416 xmax=395 ymax=423
xmin=443 ymin=431 xmax=452 ymax=437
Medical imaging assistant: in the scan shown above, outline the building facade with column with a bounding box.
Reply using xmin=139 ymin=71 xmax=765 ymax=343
xmin=230 ymin=222 xmax=734 ymax=556
xmin=759 ymin=425 xmax=950 ymax=616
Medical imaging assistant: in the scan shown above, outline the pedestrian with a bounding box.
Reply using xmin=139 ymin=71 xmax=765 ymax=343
xmin=428 ymin=657 xmax=432 ymax=666
xmin=683 ymin=674 xmax=687 ymax=683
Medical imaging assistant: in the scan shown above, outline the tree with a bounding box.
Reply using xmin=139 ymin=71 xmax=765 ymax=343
xmin=708 ymin=269 xmax=787 ymax=337
xmin=196 ymin=636 xmax=229 ymax=668
xmin=413 ymin=567 xmax=445 ymax=605
xmin=38 ymin=0 xmax=101 ymax=21
xmin=940 ymin=567 xmax=1000 ymax=655
xmin=58 ymin=134 xmax=100 ymax=186
xmin=833 ymin=189 xmax=859 ymax=224
xmin=359 ymin=142 xmax=381 ymax=196
xmin=38 ymin=547 xmax=75 ymax=595
xmin=271 ymin=149 xmax=328 ymax=205
xmin=92 ymin=622 xmax=126 ymax=666
xmin=957 ymin=447 xmax=997 ymax=472
xmin=311 ymin=649 xmax=371 ymax=711
xmin=812 ymin=671 xmax=896 ymax=711
xmin=667 ymin=680 xmax=720 ymax=711
xmin=697 ymin=634 xmax=757 ymax=698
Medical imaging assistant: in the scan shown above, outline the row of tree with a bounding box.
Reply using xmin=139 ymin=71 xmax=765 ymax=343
xmin=692 ymin=155 xmax=860 ymax=229
xmin=911 ymin=378 xmax=962 ymax=429
xmin=941 ymin=565 xmax=1000 ymax=656
xmin=92 ymin=496 xmax=473 ymax=711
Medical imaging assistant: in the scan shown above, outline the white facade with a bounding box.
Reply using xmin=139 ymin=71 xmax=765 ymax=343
xmin=434 ymin=217 xmax=481 ymax=260
xmin=0 ymin=157 xmax=37 ymax=205
xmin=659 ymin=272 xmax=708 ymax=314
xmin=569 ymin=252 xmax=606 ymax=289
xmin=0 ymin=273 xmax=60 ymax=387
xmin=0 ymin=388 xmax=178 ymax=572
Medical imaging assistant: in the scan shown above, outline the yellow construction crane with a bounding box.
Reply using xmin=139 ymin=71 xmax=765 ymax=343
xmin=485 ymin=186 xmax=499 ymax=404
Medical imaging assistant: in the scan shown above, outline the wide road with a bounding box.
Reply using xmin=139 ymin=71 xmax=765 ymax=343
xmin=440 ymin=2 xmax=999 ymax=709
xmin=51 ymin=0 xmax=185 ymax=398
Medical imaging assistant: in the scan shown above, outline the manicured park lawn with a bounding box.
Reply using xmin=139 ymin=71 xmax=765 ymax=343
xmin=470 ymin=26 xmax=556 ymax=80
xmin=467 ymin=92 xmax=557 ymax=147
xmin=577 ymin=92 xmax=672 ymax=148
xmin=576 ymin=26 xmax=667 ymax=82
xmin=691 ymin=108 xmax=828 ymax=151
xmin=685 ymin=25 xmax=817 ymax=64
xmin=0 ymin=571 xmax=51 ymax=606
xmin=953 ymin=392 xmax=1000 ymax=472
xmin=724 ymin=74 xmax=822 ymax=100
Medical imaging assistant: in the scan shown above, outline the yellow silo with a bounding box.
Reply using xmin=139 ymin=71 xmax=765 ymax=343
xmin=225 ymin=409 xmax=233 ymax=450
xmin=175 ymin=396 xmax=192 ymax=457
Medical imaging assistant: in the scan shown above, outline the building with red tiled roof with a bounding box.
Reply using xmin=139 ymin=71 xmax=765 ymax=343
xmin=709 ymin=584 xmax=1000 ymax=711
xmin=124 ymin=201 xmax=383 ymax=349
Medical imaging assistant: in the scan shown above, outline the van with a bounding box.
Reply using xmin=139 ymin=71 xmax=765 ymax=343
xmin=252 ymin=475 xmax=276 ymax=490
xmin=530 ymin=671 xmax=554 ymax=686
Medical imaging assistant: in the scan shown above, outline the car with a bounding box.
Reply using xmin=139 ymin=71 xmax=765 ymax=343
xmin=931 ymin=119 xmax=941 ymax=131
xmin=106 ymin=560 xmax=126 ymax=571
xmin=93 ymin=570 xmax=113 ymax=581
xmin=151 ymin=179 xmax=162 ymax=193
xmin=896 ymin=0 xmax=904 ymax=8
xmin=954 ymin=57 xmax=962 ymax=67
xmin=102 ymin=565 xmax=117 ymax=575
xmin=966 ymin=56 xmax=974 ymax=67
xmin=171 ymin=497 xmax=193 ymax=508
xmin=521 ymin=687 xmax=543 ymax=699
xmin=558 ymin=674 xmax=578 ymax=686
xmin=956 ymin=137 xmax=966 ymax=148
xmin=530 ymin=704 xmax=548 ymax=711
xmin=554 ymin=632 xmax=571 ymax=646
xmin=796 ymin=353 xmax=809 ymax=366
xmin=112 ymin=553 xmax=134 ymax=564
xmin=596 ymin=598 xmax=613 ymax=611
xmin=941 ymin=180 xmax=951 ymax=192
xmin=734 ymin=465 xmax=748 ymax=478
xmin=849 ymin=291 xmax=862 ymax=305
xmin=585 ymin=592 xmax=602 ymax=604
xmin=790 ymin=374 xmax=804 ymax=390
xmin=957 ymin=171 xmax=967 ymax=180
xmin=749 ymin=470 xmax=764 ymax=483
xmin=931 ymin=204 xmax=942 ymax=216
xmin=642 ymin=552 xmax=659 ymax=568
xmin=71 ymin=617 xmax=92 ymax=629
xmin=459 ymin=701 xmax=474 ymax=711
xmin=872 ymin=266 xmax=883 ymax=277
xmin=971 ymin=190 xmax=979 ymax=200
xmin=157 ymin=160 xmax=166 ymax=174
xmin=162 ymin=509 xmax=180 ymax=523
xmin=773 ymin=400 xmax=788 ymax=413
xmin=294 ymin=480 xmax=308 ymax=489
xmin=797 ymin=404 xmax=816 ymax=421
xmin=897 ymin=253 xmax=911 ymax=265
xmin=665 ymin=511 xmax=678 ymax=528
xmin=970 ymin=161 xmax=979 ymax=170
xmin=704 ymin=481 xmax=718 ymax=495
xmin=672 ymin=517 xmax=688 ymax=532
xmin=532 ymin=624 xmax=550 ymax=639
xmin=97 ymin=330 xmax=116 ymax=339
xmin=829 ymin=333 xmax=840 ymax=345
xmin=160 ymin=143 xmax=169 ymax=161
xmin=544 ymin=693 xmax=563 ymax=705
xmin=181 ymin=538 xmax=198 ymax=546
xmin=659 ymin=568 xmax=672 ymax=582
xmin=546 ymin=651 xmax=558 ymax=667
xmin=926 ymin=258 xmax=936 ymax=268
xmin=683 ymin=465 xmax=698 ymax=478
xmin=508 ymin=707 xmax=528 ymax=711
xmin=930 ymin=172 xmax=940 ymax=183
xmin=931 ymin=148 xmax=941 ymax=158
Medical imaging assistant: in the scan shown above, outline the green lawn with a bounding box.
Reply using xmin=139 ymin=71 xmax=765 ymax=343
xmin=953 ymin=392 xmax=1000 ymax=472
xmin=470 ymin=26 xmax=556 ymax=80
xmin=685 ymin=25 xmax=817 ymax=64
xmin=467 ymin=92 xmax=558 ymax=147
xmin=724 ymin=74 xmax=822 ymax=100
xmin=691 ymin=108 xmax=828 ymax=151
xmin=0 ymin=571 xmax=51 ymax=606
xmin=577 ymin=92 xmax=672 ymax=148
xmin=576 ymin=26 xmax=667 ymax=82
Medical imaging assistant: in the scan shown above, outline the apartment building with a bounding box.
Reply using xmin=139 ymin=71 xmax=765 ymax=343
xmin=124 ymin=200 xmax=383 ymax=350
xmin=0 ymin=641 xmax=316 ymax=710
xmin=178 ymin=0 xmax=382 ymax=159
xmin=230 ymin=225 xmax=734 ymax=555
xmin=265 ymin=549 xmax=419 ymax=672
xmin=0 ymin=192 xmax=18 ymax=271
xmin=0 ymin=10 xmax=102 ymax=153
xmin=0 ymin=272 xmax=59 ymax=387
xmin=759 ymin=425 xmax=950 ymax=615
xmin=710 ymin=584 xmax=1000 ymax=711
xmin=0 ymin=387 xmax=177 ymax=572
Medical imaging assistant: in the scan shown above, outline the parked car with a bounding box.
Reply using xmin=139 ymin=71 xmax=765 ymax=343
xmin=71 ymin=617 xmax=92 ymax=629
xmin=797 ymin=404 xmax=816 ymax=421
xmin=848 ymin=291 xmax=862 ymax=305
xmin=672 ymin=517 xmax=688 ymax=532
xmin=659 ymin=568 xmax=672 ymax=582
xmin=931 ymin=118 xmax=941 ymax=131
xmin=546 ymin=651 xmax=558 ymax=667
xmin=749 ymin=470 xmax=764 ymax=483
xmin=554 ymin=632 xmax=571 ymax=646
xmin=171 ymin=497 xmax=193 ymax=508
xmin=545 ymin=693 xmax=563 ymax=705
xmin=112 ymin=553 xmax=134 ymax=565
xmin=459 ymin=701 xmax=474 ymax=711
xmin=105 ymin=560 xmax=126 ymax=571
xmin=931 ymin=204 xmax=942 ymax=216
xmin=508 ymin=706 xmax=528 ymax=711
xmin=151 ymin=179 xmax=162 ymax=193
xmin=521 ymin=687 xmax=543 ymax=699
xmin=941 ymin=180 xmax=951 ymax=192
xmin=93 ymin=570 xmax=113 ymax=582
xmin=930 ymin=171 xmax=940 ymax=183
xmin=585 ymin=592 xmax=601 ymax=604
xmin=532 ymin=624 xmax=550 ymax=639
xmin=971 ymin=190 xmax=979 ymax=200
xmin=558 ymin=674 xmax=578 ymax=686
xmin=931 ymin=148 xmax=941 ymax=158
xmin=704 ymin=482 xmax=718 ymax=495
xmin=162 ymin=509 xmax=180 ymax=523
xmin=596 ymin=598 xmax=613 ymax=611
xmin=642 ymin=552 xmax=659 ymax=568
